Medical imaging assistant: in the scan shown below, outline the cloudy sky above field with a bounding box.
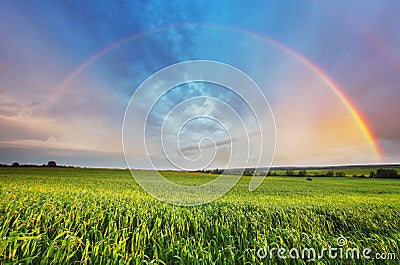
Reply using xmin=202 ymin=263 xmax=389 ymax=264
xmin=0 ymin=1 xmax=399 ymax=168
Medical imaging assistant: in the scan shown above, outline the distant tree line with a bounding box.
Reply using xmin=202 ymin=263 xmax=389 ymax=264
xmin=205 ymin=168 xmax=223 ymax=174
xmin=0 ymin=161 xmax=61 ymax=168
xmin=200 ymin=168 xmax=400 ymax=179
xmin=375 ymin=168 xmax=399 ymax=178
xmin=266 ymin=169 xmax=399 ymax=179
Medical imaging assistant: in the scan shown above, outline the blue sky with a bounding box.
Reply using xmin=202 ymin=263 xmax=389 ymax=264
xmin=0 ymin=1 xmax=399 ymax=167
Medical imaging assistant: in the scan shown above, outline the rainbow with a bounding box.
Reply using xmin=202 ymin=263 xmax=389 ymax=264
xmin=224 ymin=26 xmax=382 ymax=160
xmin=36 ymin=23 xmax=382 ymax=160
xmin=36 ymin=26 xmax=170 ymax=115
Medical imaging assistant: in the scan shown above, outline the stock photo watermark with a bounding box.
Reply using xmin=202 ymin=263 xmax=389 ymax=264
xmin=122 ymin=60 xmax=276 ymax=205
xmin=257 ymin=236 xmax=397 ymax=261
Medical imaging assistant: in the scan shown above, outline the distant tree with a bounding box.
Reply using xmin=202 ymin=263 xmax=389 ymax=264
xmin=369 ymin=171 xmax=376 ymax=178
xmin=376 ymin=168 xmax=398 ymax=178
xmin=326 ymin=171 xmax=335 ymax=177
xmin=286 ymin=170 xmax=295 ymax=176
xmin=335 ymin=171 xmax=345 ymax=177
xmin=12 ymin=162 xmax=20 ymax=167
xmin=243 ymin=170 xmax=254 ymax=176
xmin=298 ymin=170 xmax=307 ymax=176
xmin=212 ymin=168 xmax=223 ymax=174
xmin=47 ymin=161 xmax=57 ymax=167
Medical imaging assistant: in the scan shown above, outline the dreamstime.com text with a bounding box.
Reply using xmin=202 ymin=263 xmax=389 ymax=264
xmin=257 ymin=237 xmax=397 ymax=261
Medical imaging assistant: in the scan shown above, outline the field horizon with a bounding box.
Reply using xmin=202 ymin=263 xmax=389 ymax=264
xmin=3 ymin=161 xmax=400 ymax=172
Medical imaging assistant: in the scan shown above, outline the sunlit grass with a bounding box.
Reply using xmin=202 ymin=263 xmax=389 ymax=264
xmin=0 ymin=168 xmax=399 ymax=264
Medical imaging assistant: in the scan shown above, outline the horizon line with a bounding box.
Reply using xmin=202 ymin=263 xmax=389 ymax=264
xmin=2 ymin=162 xmax=398 ymax=170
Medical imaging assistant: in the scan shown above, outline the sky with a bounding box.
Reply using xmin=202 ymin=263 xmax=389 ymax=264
xmin=0 ymin=1 xmax=399 ymax=168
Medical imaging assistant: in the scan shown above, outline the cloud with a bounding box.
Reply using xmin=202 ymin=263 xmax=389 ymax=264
xmin=0 ymin=145 xmax=125 ymax=168
xmin=1 ymin=1 xmax=400 ymax=167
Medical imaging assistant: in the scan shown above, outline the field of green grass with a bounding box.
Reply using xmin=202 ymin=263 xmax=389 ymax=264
xmin=0 ymin=167 xmax=399 ymax=264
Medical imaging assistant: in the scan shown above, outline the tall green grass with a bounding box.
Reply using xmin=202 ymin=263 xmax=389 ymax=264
xmin=0 ymin=168 xmax=399 ymax=264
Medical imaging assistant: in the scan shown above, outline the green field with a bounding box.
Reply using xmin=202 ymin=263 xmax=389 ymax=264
xmin=0 ymin=168 xmax=399 ymax=264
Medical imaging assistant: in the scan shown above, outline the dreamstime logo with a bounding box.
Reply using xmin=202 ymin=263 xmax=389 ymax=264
xmin=257 ymin=236 xmax=397 ymax=261
xmin=336 ymin=236 xmax=348 ymax=247
xmin=122 ymin=60 xmax=276 ymax=205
